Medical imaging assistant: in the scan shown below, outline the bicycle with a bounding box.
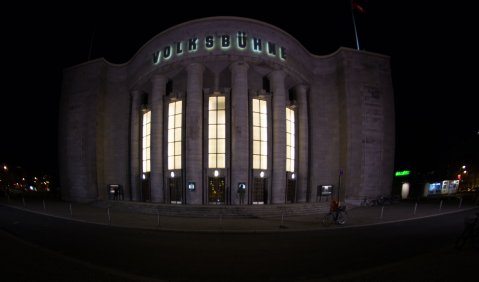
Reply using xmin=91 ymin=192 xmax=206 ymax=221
xmin=454 ymin=212 xmax=479 ymax=250
xmin=322 ymin=206 xmax=348 ymax=226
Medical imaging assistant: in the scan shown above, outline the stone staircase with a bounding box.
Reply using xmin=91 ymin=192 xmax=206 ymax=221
xmin=95 ymin=200 xmax=331 ymax=218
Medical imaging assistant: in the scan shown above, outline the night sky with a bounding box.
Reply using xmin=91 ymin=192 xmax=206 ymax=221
xmin=2 ymin=1 xmax=477 ymax=182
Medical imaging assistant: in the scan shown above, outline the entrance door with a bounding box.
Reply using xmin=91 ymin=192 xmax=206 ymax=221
xmin=253 ymin=177 xmax=268 ymax=204
xmin=169 ymin=177 xmax=182 ymax=204
xmin=287 ymin=179 xmax=296 ymax=203
xmin=141 ymin=173 xmax=151 ymax=202
xmin=208 ymin=177 xmax=225 ymax=204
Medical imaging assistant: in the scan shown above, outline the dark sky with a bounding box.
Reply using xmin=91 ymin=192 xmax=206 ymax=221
xmin=2 ymin=1 xmax=477 ymax=180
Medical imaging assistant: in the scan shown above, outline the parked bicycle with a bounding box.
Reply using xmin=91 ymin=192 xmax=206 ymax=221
xmin=455 ymin=212 xmax=479 ymax=250
xmin=322 ymin=206 xmax=348 ymax=226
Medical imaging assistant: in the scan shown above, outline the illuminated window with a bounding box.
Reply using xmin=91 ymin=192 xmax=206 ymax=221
xmin=286 ymin=108 xmax=295 ymax=172
xmin=142 ymin=111 xmax=151 ymax=173
xmin=168 ymin=101 xmax=182 ymax=170
xmin=208 ymin=96 xmax=226 ymax=168
xmin=252 ymin=98 xmax=267 ymax=170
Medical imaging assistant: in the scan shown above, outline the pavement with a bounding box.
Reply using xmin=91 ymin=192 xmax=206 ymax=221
xmin=1 ymin=193 xmax=478 ymax=232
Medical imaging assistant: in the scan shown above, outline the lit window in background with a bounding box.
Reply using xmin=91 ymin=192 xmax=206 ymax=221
xmin=208 ymin=96 xmax=226 ymax=168
xmin=252 ymin=99 xmax=267 ymax=170
xmin=286 ymin=108 xmax=295 ymax=172
xmin=168 ymin=101 xmax=182 ymax=170
xmin=142 ymin=111 xmax=151 ymax=173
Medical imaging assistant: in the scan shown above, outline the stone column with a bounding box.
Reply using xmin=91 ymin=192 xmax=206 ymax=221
xmin=150 ymin=75 xmax=167 ymax=203
xmin=268 ymin=70 xmax=287 ymax=204
xmin=185 ymin=63 xmax=204 ymax=204
xmin=295 ymin=84 xmax=309 ymax=203
xmin=130 ymin=90 xmax=142 ymax=201
xmin=230 ymin=61 xmax=249 ymax=205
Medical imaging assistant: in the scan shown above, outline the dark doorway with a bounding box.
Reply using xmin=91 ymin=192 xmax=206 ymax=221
xmin=287 ymin=179 xmax=296 ymax=203
xmin=141 ymin=172 xmax=151 ymax=202
xmin=208 ymin=177 xmax=226 ymax=204
xmin=253 ymin=177 xmax=268 ymax=204
xmin=169 ymin=177 xmax=182 ymax=204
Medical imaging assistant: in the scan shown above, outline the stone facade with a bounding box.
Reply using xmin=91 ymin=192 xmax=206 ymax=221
xmin=59 ymin=17 xmax=395 ymax=205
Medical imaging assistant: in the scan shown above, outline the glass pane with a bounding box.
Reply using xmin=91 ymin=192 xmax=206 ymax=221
xmin=146 ymin=136 xmax=150 ymax=147
xmin=142 ymin=138 xmax=146 ymax=148
xmin=252 ymin=99 xmax=259 ymax=112
xmin=286 ymin=159 xmax=291 ymax=172
xmin=285 ymin=108 xmax=290 ymax=120
xmin=291 ymin=136 xmax=295 ymax=147
xmin=209 ymin=111 xmax=216 ymax=124
xmin=168 ymin=156 xmax=174 ymax=169
xmin=169 ymin=103 xmax=175 ymax=116
xmin=286 ymin=135 xmax=290 ymax=146
xmin=290 ymin=147 xmax=295 ymax=160
xmin=175 ymin=128 xmax=182 ymax=141
xmin=217 ymin=96 xmax=225 ymax=110
xmin=261 ymin=127 xmax=267 ymax=141
xmin=209 ymin=125 xmax=217 ymax=138
xmin=261 ymin=113 xmax=267 ymax=127
xmin=176 ymin=101 xmax=182 ymax=114
xmin=286 ymin=121 xmax=291 ymax=133
xmin=253 ymin=141 xmax=260 ymax=154
xmin=253 ymin=155 xmax=260 ymax=169
xmin=175 ymin=142 xmax=181 ymax=155
xmin=260 ymin=100 xmax=267 ymax=113
xmin=261 ymin=156 xmax=267 ymax=170
xmin=217 ymin=154 xmax=225 ymax=168
xmin=168 ymin=116 xmax=174 ymax=129
xmin=286 ymin=147 xmax=291 ymax=158
xmin=217 ymin=110 xmax=225 ymax=124
xmin=146 ymin=148 xmax=150 ymax=158
xmin=290 ymin=111 xmax=295 ymax=122
xmin=253 ymin=126 xmax=260 ymax=140
xmin=168 ymin=129 xmax=174 ymax=142
xmin=252 ymin=113 xmax=260 ymax=126
xmin=142 ymin=151 xmax=146 ymax=161
xmin=175 ymin=114 xmax=182 ymax=127
xmin=291 ymin=162 xmax=295 ymax=172
xmin=261 ymin=141 xmax=267 ymax=155
xmin=209 ymin=97 xmax=217 ymax=110
xmin=168 ymin=143 xmax=174 ymax=156
xmin=217 ymin=139 xmax=225 ymax=153
xmin=217 ymin=125 xmax=226 ymax=138
xmin=209 ymin=154 xmax=216 ymax=168
xmin=209 ymin=139 xmax=217 ymax=153
xmin=175 ymin=156 xmax=182 ymax=169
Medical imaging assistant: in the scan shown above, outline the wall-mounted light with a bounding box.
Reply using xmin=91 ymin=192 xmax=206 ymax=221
xmin=291 ymin=173 xmax=295 ymax=179
xmin=214 ymin=170 xmax=219 ymax=177
xmin=260 ymin=171 xmax=265 ymax=178
xmin=170 ymin=171 xmax=175 ymax=178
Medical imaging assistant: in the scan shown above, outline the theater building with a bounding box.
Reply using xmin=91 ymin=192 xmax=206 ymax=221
xmin=59 ymin=17 xmax=395 ymax=205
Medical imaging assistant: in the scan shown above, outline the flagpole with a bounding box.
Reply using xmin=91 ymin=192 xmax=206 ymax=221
xmin=351 ymin=0 xmax=361 ymax=50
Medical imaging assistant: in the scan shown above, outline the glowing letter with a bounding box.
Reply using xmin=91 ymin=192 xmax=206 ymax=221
xmin=188 ymin=38 xmax=198 ymax=51
xmin=205 ymin=35 xmax=214 ymax=49
xmin=267 ymin=42 xmax=276 ymax=55
xmin=252 ymin=38 xmax=262 ymax=52
xmin=152 ymin=50 xmax=161 ymax=64
xmin=280 ymin=47 xmax=286 ymax=60
xmin=221 ymin=35 xmax=230 ymax=48
xmin=176 ymin=42 xmax=183 ymax=55
xmin=163 ymin=46 xmax=171 ymax=59
xmin=237 ymin=32 xmax=247 ymax=49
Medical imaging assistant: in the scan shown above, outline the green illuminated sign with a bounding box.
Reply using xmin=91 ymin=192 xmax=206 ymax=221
xmin=395 ymin=170 xmax=410 ymax=177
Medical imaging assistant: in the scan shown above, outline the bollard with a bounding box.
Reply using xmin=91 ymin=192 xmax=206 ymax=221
xmin=439 ymin=200 xmax=443 ymax=211
xmin=43 ymin=199 xmax=46 ymax=211
xmin=414 ymin=202 xmax=418 ymax=215
xmin=22 ymin=196 xmax=26 ymax=207
xmin=458 ymin=197 xmax=463 ymax=209
xmin=107 ymin=207 xmax=111 ymax=225
xmin=69 ymin=203 xmax=73 ymax=217
xmin=380 ymin=206 xmax=384 ymax=219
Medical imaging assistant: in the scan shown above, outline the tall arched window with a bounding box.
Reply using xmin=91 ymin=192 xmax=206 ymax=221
xmin=208 ymin=96 xmax=226 ymax=168
xmin=168 ymin=101 xmax=182 ymax=170
xmin=252 ymin=98 xmax=267 ymax=170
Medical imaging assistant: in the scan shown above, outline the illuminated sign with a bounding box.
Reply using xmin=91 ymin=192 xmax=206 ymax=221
xmin=395 ymin=170 xmax=410 ymax=177
xmin=152 ymin=31 xmax=286 ymax=65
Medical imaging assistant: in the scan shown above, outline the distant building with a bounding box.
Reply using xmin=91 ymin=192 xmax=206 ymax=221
xmin=59 ymin=17 xmax=395 ymax=205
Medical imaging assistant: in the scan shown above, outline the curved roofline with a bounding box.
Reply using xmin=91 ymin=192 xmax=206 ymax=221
xmin=65 ymin=16 xmax=390 ymax=71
